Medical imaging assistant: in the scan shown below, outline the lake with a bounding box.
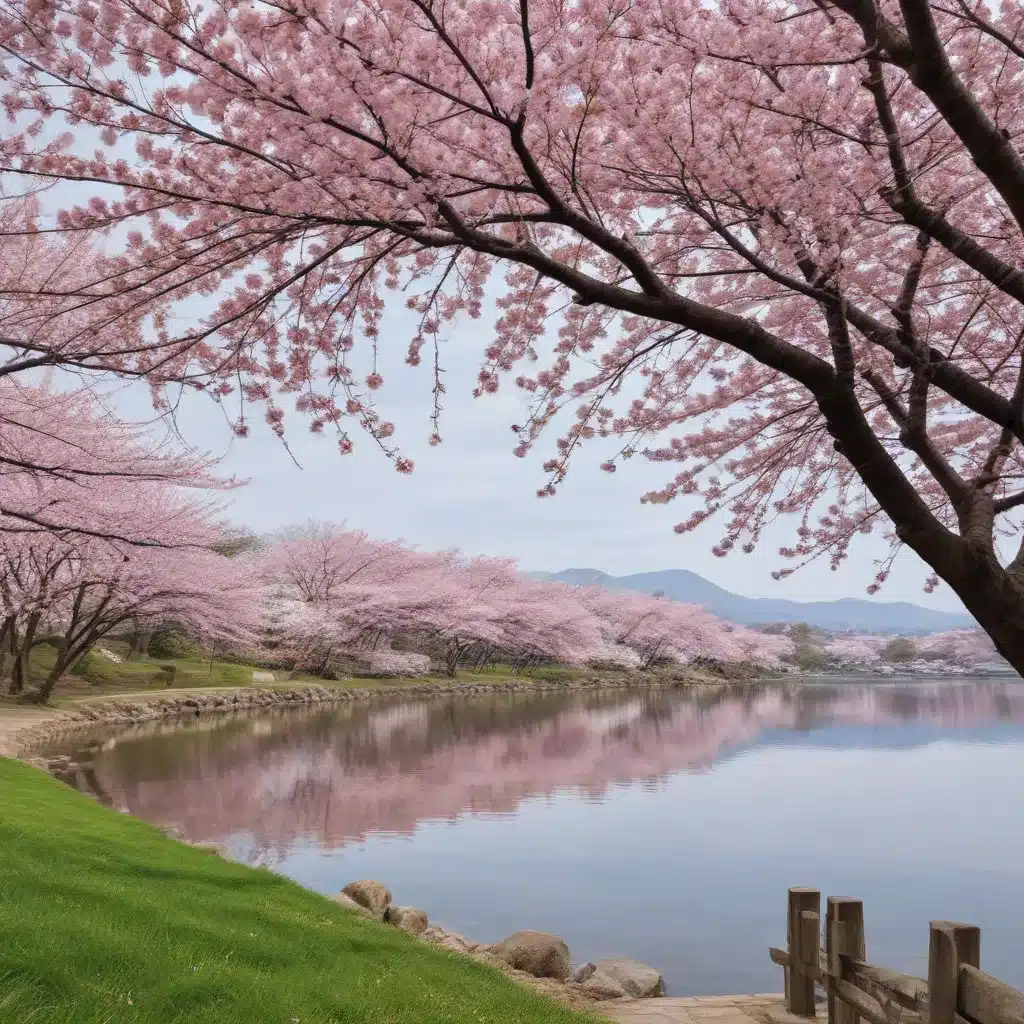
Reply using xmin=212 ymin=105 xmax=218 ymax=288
xmin=69 ymin=679 xmax=1024 ymax=996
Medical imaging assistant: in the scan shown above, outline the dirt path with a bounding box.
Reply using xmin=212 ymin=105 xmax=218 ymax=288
xmin=0 ymin=705 xmax=69 ymax=757
xmin=602 ymin=995 xmax=823 ymax=1024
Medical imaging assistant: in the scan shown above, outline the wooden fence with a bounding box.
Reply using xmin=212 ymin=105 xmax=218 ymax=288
xmin=769 ymin=888 xmax=1024 ymax=1024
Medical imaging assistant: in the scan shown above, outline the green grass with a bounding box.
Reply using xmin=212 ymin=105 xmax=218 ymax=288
xmin=28 ymin=642 xmax=261 ymax=696
xmin=21 ymin=641 xmax=589 ymax=704
xmin=0 ymin=758 xmax=598 ymax=1024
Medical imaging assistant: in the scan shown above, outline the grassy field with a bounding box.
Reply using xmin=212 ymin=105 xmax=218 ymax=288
xmin=0 ymin=757 xmax=598 ymax=1024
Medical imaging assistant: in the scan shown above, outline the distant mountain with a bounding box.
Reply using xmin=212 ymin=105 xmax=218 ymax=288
xmin=529 ymin=568 xmax=974 ymax=633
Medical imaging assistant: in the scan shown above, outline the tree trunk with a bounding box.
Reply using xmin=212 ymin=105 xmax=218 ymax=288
xmin=23 ymin=636 xmax=73 ymax=704
xmin=27 ymin=663 xmax=65 ymax=704
xmin=937 ymin=554 xmax=1024 ymax=673
xmin=444 ymin=640 xmax=460 ymax=677
xmin=0 ymin=616 xmax=16 ymax=693
xmin=128 ymin=629 xmax=152 ymax=660
xmin=9 ymin=612 xmax=42 ymax=695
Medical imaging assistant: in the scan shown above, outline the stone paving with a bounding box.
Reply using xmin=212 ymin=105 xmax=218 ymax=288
xmin=600 ymin=993 xmax=827 ymax=1024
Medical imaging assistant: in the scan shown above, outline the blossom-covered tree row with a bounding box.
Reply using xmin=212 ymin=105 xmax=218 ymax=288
xmin=823 ymin=630 xmax=1008 ymax=673
xmin=258 ymin=523 xmax=795 ymax=677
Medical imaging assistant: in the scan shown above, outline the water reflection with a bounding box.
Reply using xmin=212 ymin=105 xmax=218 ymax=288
xmin=76 ymin=679 xmax=1024 ymax=996
xmin=82 ymin=679 xmax=1024 ymax=855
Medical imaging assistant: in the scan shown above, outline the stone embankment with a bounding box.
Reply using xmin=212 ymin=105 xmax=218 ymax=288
xmin=3 ymin=669 xmax=749 ymax=757
xmin=336 ymin=878 xmax=668 ymax=1013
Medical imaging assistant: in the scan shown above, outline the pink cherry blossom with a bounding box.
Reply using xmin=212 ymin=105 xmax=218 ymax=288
xmin=0 ymin=389 xmax=263 ymax=701
xmin=257 ymin=523 xmax=792 ymax=676
xmin=3 ymin=0 xmax=1024 ymax=666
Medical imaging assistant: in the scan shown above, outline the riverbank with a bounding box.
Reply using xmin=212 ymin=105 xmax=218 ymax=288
xmin=0 ymin=756 xmax=601 ymax=1024
xmin=0 ymin=667 xmax=754 ymax=758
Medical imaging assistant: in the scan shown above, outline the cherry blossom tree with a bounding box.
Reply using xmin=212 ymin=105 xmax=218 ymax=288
xmin=0 ymin=386 xmax=261 ymax=700
xmin=259 ymin=523 xmax=448 ymax=672
xmin=825 ymin=635 xmax=884 ymax=667
xmin=907 ymin=629 xmax=1004 ymax=668
xmin=3 ymin=0 xmax=1024 ymax=665
xmin=577 ymin=585 xmax=791 ymax=668
xmin=0 ymin=492 xmax=262 ymax=703
xmin=825 ymin=627 xmax=1007 ymax=669
xmin=0 ymin=205 xmax=254 ymax=539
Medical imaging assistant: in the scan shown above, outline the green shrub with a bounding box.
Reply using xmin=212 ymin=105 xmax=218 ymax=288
xmin=792 ymin=643 xmax=830 ymax=671
xmin=882 ymin=637 xmax=917 ymax=663
xmin=148 ymin=629 xmax=198 ymax=659
xmin=74 ymin=650 xmax=121 ymax=682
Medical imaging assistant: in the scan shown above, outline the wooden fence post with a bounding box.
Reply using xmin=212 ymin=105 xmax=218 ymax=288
xmin=788 ymin=888 xmax=821 ymax=1015
xmin=828 ymin=898 xmax=865 ymax=1024
xmin=928 ymin=922 xmax=981 ymax=1024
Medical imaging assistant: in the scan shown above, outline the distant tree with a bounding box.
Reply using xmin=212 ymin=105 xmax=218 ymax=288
xmin=792 ymin=643 xmax=830 ymax=672
xmin=881 ymin=637 xmax=918 ymax=664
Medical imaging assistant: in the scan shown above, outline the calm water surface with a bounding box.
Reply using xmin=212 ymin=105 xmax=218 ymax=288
xmin=73 ymin=679 xmax=1024 ymax=995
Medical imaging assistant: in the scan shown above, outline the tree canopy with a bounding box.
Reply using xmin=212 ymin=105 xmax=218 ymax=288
xmin=1 ymin=0 xmax=1023 ymax=664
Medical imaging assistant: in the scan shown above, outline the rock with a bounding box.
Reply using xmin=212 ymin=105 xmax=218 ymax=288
xmin=386 ymin=905 xmax=428 ymax=935
xmin=252 ymin=670 xmax=276 ymax=683
xmin=341 ymin=880 xmax=391 ymax=920
xmin=581 ymin=975 xmax=629 ymax=999
xmin=433 ymin=930 xmax=477 ymax=953
xmin=574 ymin=963 xmax=597 ymax=983
xmin=490 ymin=930 xmax=572 ymax=981
xmin=332 ymin=892 xmax=375 ymax=919
xmin=586 ymin=958 xmax=665 ymax=998
xmin=188 ymin=843 xmax=223 ymax=856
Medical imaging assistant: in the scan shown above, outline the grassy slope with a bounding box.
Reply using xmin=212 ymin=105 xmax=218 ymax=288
xmin=0 ymin=759 xmax=597 ymax=1024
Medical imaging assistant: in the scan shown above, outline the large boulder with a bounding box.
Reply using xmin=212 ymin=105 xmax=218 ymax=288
xmin=490 ymin=930 xmax=572 ymax=981
xmin=585 ymin=958 xmax=665 ymax=998
xmin=386 ymin=905 xmax=429 ymax=935
xmin=332 ymin=892 xmax=375 ymax=919
xmin=341 ymin=880 xmax=392 ymax=920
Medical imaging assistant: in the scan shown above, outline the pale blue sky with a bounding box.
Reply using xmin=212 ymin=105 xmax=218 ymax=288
xmin=102 ymin=295 xmax=965 ymax=613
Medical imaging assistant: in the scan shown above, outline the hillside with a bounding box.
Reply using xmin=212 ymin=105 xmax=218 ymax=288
xmin=531 ymin=568 xmax=974 ymax=633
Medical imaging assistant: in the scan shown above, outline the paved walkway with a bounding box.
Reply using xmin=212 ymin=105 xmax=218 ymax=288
xmin=601 ymin=994 xmax=825 ymax=1024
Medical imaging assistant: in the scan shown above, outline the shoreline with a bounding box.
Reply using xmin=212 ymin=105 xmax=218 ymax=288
xmin=4 ymin=664 xmax=1013 ymax=760
xmin=1 ymin=670 xmax=800 ymax=1023
xmin=0 ymin=669 xmax=754 ymax=759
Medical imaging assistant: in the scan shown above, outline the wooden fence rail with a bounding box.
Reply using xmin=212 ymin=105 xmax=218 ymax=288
xmin=769 ymin=888 xmax=1024 ymax=1024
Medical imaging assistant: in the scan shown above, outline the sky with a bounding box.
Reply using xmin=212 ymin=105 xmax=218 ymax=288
xmin=104 ymin=294 xmax=968 ymax=614
xmin=13 ymin=131 xmax=966 ymax=614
